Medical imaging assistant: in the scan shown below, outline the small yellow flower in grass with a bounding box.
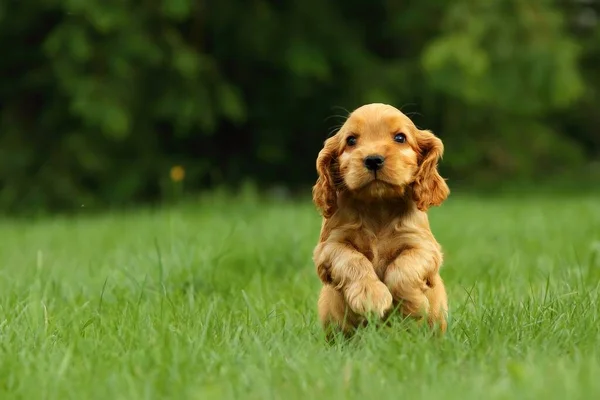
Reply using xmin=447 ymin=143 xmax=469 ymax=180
xmin=170 ymin=165 xmax=185 ymax=182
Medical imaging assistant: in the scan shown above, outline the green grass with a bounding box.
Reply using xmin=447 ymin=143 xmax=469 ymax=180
xmin=1 ymin=191 xmax=600 ymax=399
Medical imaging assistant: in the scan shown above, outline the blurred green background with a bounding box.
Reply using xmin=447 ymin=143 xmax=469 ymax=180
xmin=1 ymin=0 xmax=599 ymax=213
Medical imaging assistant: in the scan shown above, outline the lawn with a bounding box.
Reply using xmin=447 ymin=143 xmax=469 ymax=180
xmin=1 ymin=190 xmax=599 ymax=399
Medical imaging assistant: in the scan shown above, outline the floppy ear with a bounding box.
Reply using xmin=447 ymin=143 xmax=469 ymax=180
xmin=312 ymin=135 xmax=340 ymax=218
xmin=412 ymin=130 xmax=450 ymax=211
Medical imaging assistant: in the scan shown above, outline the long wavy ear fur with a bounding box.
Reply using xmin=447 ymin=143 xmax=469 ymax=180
xmin=412 ymin=130 xmax=450 ymax=211
xmin=312 ymin=135 xmax=340 ymax=218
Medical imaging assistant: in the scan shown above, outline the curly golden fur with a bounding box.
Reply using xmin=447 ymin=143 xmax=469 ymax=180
xmin=312 ymin=103 xmax=450 ymax=339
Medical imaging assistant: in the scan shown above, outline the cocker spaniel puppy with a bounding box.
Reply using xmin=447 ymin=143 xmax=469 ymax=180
xmin=312 ymin=103 xmax=450 ymax=339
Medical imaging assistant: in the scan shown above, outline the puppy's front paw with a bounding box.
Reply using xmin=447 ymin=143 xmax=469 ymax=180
xmin=345 ymin=279 xmax=393 ymax=317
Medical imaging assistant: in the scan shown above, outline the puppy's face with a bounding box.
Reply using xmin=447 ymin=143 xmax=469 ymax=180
xmin=337 ymin=104 xmax=419 ymax=199
xmin=312 ymin=103 xmax=449 ymax=217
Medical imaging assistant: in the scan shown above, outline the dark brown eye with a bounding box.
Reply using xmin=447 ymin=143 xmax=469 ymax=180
xmin=394 ymin=133 xmax=406 ymax=143
xmin=346 ymin=136 xmax=357 ymax=146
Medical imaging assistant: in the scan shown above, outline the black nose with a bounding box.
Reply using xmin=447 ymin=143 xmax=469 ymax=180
xmin=364 ymin=155 xmax=385 ymax=171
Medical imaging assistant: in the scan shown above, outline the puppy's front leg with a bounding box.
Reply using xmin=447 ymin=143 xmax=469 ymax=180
xmin=314 ymin=241 xmax=393 ymax=317
xmin=384 ymin=247 xmax=448 ymax=330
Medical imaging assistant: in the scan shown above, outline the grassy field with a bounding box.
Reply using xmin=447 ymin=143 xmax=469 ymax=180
xmin=1 ymin=190 xmax=599 ymax=399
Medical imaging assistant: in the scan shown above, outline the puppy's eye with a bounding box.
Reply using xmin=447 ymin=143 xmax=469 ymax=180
xmin=346 ymin=136 xmax=357 ymax=146
xmin=394 ymin=133 xmax=406 ymax=143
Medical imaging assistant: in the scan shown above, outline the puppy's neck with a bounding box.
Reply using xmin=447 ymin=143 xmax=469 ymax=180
xmin=337 ymin=188 xmax=414 ymax=221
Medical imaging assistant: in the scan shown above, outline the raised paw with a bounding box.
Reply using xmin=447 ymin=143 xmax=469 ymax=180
xmin=345 ymin=279 xmax=393 ymax=318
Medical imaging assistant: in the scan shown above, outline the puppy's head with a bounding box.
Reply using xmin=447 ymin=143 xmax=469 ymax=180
xmin=312 ymin=103 xmax=449 ymax=217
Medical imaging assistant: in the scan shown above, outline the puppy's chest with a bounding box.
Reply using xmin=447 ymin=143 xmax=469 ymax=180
xmin=351 ymin=227 xmax=403 ymax=279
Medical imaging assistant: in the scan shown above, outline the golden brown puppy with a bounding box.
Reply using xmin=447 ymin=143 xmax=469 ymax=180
xmin=312 ymin=103 xmax=450 ymax=340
